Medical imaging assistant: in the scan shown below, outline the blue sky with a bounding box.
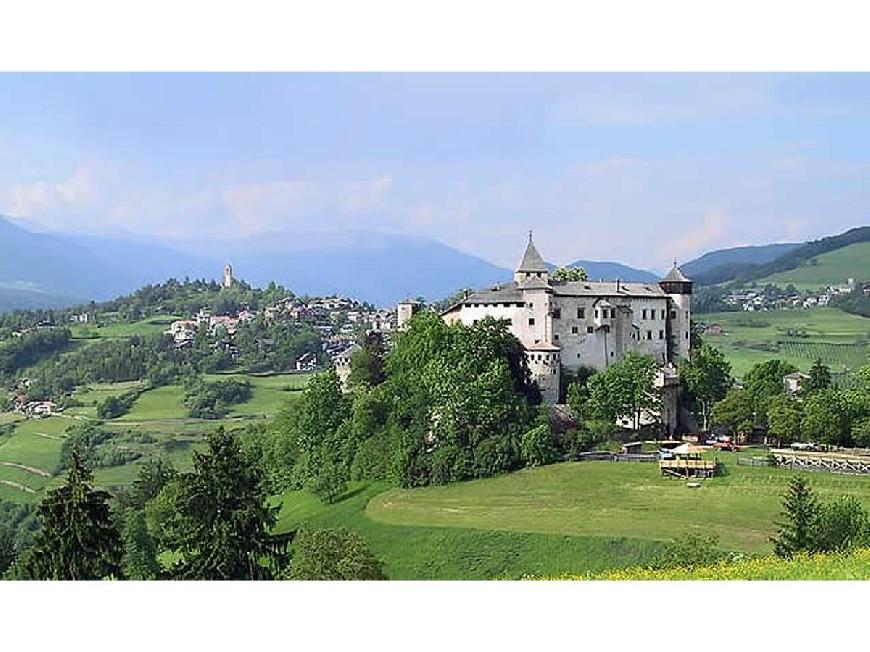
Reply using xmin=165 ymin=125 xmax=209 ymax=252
xmin=0 ymin=73 xmax=868 ymax=270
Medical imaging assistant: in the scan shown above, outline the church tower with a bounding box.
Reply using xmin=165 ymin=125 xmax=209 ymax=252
xmin=223 ymin=263 xmax=234 ymax=289
xmin=659 ymin=262 xmax=692 ymax=361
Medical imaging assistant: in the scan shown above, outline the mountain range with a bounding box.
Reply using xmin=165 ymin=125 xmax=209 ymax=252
xmin=1 ymin=214 xmax=866 ymax=310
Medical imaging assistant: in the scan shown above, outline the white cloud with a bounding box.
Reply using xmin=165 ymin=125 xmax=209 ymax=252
xmin=341 ymin=175 xmax=393 ymax=214
xmin=3 ymin=161 xmax=109 ymax=223
xmin=222 ymin=180 xmax=309 ymax=233
xmin=668 ymin=210 xmax=728 ymax=262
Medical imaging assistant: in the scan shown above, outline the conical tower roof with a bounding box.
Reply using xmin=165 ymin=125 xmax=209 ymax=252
xmin=516 ymin=232 xmax=548 ymax=273
xmin=661 ymin=261 xmax=691 ymax=283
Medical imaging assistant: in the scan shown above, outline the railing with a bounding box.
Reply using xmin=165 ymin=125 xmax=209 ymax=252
xmin=737 ymin=456 xmax=774 ymax=467
xmin=576 ymin=452 xmax=659 ymax=463
xmin=770 ymin=450 xmax=870 ymax=476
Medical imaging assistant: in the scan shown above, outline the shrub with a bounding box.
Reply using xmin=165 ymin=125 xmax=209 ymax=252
xmin=521 ymin=424 xmax=557 ymax=467
xmin=654 ymin=531 xmax=726 ymax=569
xmin=284 ymin=528 xmax=386 ymax=580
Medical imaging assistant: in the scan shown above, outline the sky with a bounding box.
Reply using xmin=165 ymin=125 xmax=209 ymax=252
xmin=0 ymin=72 xmax=868 ymax=271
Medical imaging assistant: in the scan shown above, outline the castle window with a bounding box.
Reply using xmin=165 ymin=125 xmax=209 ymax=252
xmin=528 ymin=318 xmax=535 ymax=326
xmin=552 ymin=307 xmax=561 ymax=319
xmin=603 ymin=325 xmax=610 ymax=333
xmin=577 ymin=307 xmax=585 ymax=318
xmin=642 ymin=309 xmax=647 ymax=319
xmin=669 ymin=310 xmax=677 ymax=319
xmin=661 ymin=310 xmax=666 ymax=319
xmin=646 ymin=330 xmax=652 ymax=340
xmin=595 ymin=309 xmax=599 ymax=319
xmin=536 ymin=272 xmax=541 ymax=277
xmin=571 ymin=326 xmax=578 ymax=334
xmin=610 ymin=351 xmax=615 ymax=357
xmin=586 ymin=326 xmax=593 ymax=333
xmin=554 ymin=333 xmax=559 ymax=340
xmin=685 ymin=332 xmax=689 ymax=339
xmin=659 ymin=330 xmax=664 ymax=339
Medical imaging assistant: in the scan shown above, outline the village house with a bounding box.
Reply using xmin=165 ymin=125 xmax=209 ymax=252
xmin=783 ymin=371 xmax=810 ymax=395
xmin=295 ymin=351 xmax=318 ymax=372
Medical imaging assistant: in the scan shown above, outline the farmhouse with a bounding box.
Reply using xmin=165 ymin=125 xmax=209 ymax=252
xmin=439 ymin=234 xmax=692 ymax=430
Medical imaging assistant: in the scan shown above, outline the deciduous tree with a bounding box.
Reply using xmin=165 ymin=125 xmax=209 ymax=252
xmin=678 ymin=344 xmax=732 ymax=431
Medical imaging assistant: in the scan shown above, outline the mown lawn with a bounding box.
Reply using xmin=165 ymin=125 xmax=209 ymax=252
xmin=274 ymin=482 xmax=663 ymax=580
xmin=366 ymin=461 xmax=870 ymax=554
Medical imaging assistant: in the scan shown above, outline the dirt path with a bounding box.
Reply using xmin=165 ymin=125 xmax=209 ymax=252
xmin=0 ymin=460 xmax=52 ymax=477
xmin=0 ymin=479 xmax=36 ymax=494
xmin=32 ymin=431 xmax=65 ymax=441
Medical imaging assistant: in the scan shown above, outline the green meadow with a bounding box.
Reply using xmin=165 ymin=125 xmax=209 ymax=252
xmin=701 ymin=307 xmax=869 ymax=377
xmin=274 ymin=459 xmax=870 ymax=579
xmin=68 ymin=314 xmax=184 ymax=340
xmin=0 ymin=372 xmax=312 ymax=504
xmin=756 ymin=241 xmax=870 ymax=291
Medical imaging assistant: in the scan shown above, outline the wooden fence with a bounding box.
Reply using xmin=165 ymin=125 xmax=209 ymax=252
xmin=769 ymin=450 xmax=870 ymax=476
xmin=576 ymin=452 xmax=659 ymax=463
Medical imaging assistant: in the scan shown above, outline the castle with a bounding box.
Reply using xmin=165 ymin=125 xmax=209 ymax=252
xmin=428 ymin=234 xmax=692 ymax=432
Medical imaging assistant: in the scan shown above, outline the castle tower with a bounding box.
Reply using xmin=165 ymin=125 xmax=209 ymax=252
xmin=397 ymin=298 xmax=422 ymax=329
xmin=223 ymin=263 xmax=234 ymax=289
xmin=514 ymin=231 xmax=549 ymax=285
xmin=659 ymin=262 xmax=692 ymax=362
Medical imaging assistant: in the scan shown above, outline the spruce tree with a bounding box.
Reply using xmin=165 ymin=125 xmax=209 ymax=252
xmin=121 ymin=509 xmax=160 ymax=580
xmin=25 ymin=449 xmax=123 ymax=580
xmin=170 ymin=427 xmax=278 ymax=580
xmin=771 ymin=476 xmax=819 ymax=558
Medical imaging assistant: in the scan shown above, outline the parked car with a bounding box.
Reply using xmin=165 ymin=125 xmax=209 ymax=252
xmin=791 ymin=442 xmax=818 ymax=451
xmin=714 ymin=440 xmax=739 ymax=452
xmin=659 ymin=448 xmax=676 ymax=460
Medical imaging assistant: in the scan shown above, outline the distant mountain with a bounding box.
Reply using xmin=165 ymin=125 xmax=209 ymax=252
xmin=0 ymin=215 xmax=221 ymax=303
xmin=176 ymin=230 xmax=511 ymax=306
xmin=682 ymin=243 xmax=801 ymax=286
xmin=737 ymin=226 xmax=870 ymax=284
xmin=0 ymin=284 xmax=77 ymax=314
xmin=0 ymin=217 xmax=512 ymax=307
xmin=561 ymin=259 xmax=659 ymax=283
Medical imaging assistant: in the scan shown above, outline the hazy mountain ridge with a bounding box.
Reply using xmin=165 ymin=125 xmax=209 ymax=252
xmin=681 ymin=242 xmax=801 ymax=285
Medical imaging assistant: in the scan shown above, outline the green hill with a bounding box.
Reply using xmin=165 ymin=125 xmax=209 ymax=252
xmin=755 ymin=241 xmax=870 ymax=290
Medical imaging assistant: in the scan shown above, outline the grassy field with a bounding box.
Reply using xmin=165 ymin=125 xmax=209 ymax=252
xmin=274 ymin=482 xmax=663 ymax=580
xmin=701 ymin=307 xmax=869 ymax=377
xmin=756 ymin=242 xmax=870 ymax=291
xmin=0 ymin=372 xmax=312 ymax=503
xmin=366 ymin=460 xmax=870 ymax=555
xmin=68 ymin=314 xmax=184 ymax=340
xmin=273 ymin=458 xmax=870 ymax=579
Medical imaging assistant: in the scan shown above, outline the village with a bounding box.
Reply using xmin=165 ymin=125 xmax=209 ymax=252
xmin=722 ymin=278 xmax=867 ymax=312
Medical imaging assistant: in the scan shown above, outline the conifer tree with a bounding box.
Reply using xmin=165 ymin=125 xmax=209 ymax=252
xmin=25 ymin=449 xmax=123 ymax=580
xmin=121 ymin=509 xmax=160 ymax=580
xmin=771 ymin=476 xmax=819 ymax=558
xmin=170 ymin=427 xmax=278 ymax=580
